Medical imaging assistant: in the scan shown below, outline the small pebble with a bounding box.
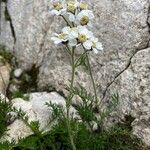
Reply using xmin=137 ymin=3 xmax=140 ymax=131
xmin=14 ymin=68 xmax=23 ymax=78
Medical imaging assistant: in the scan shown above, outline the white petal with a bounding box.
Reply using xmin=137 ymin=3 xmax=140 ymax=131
xmin=83 ymin=40 xmax=93 ymax=50
xmin=94 ymin=38 xmax=99 ymax=43
xmin=60 ymin=9 xmax=67 ymax=15
xmin=62 ymin=26 xmax=71 ymax=34
xmin=96 ymin=42 xmax=103 ymax=50
xmin=93 ymin=48 xmax=99 ymax=54
xmin=77 ymin=11 xmax=83 ymax=20
xmin=70 ymin=30 xmax=78 ymax=39
xmin=88 ymin=10 xmax=94 ymax=19
xmin=52 ymin=33 xmax=59 ymax=37
xmin=68 ymin=13 xmax=75 ymax=22
xmin=50 ymin=10 xmax=60 ymax=16
xmin=69 ymin=39 xmax=78 ymax=47
xmin=51 ymin=37 xmax=62 ymax=45
xmin=87 ymin=22 xmax=93 ymax=28
xmin=86 ymin=31 xmax=93 ymax=38
xmin=77 ymin=26 xmax=88 ymax=34
xmin=51 ymin=37 xmax=59 ymax=41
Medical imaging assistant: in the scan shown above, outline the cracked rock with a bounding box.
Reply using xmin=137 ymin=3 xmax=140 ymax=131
xmin=0 ymin=0 xmax=150 ymax=146
xmin=105 ymin=48 xmax=150 ymax=146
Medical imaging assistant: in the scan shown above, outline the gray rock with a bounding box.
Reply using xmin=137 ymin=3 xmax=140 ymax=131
xmin=0 ymin=2 xmax=14 ymax=51
xmin=0 ymin=0 xmax=150 ymax=146
xmin=0 ymin=60 xmax=11 ymax=95
xmin=106 ymin=48 xmax=150 ymax=146
xmin=14 ymin=68 xmax=23 ymax=78
xmin=1 ymin=92 xmax=78 ymax=142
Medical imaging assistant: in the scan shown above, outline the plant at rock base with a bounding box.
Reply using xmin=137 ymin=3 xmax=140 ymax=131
xmin=50 ymin=0 xmax=103 ymax=149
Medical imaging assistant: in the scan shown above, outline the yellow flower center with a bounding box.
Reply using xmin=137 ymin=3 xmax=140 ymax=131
xmin=78 ymin=34 xmax=87 ymax=43
xmin=67 ymin=1 xmax=76 ymax=13
xmin=92 ymin=42 xmax=96 ymax=48
xmin=59 ymin=33 xmax=67 ymax=40
xmin=71 ymin=27 xmax=77 ymax=32
xmin=80 ymin=2 xmax=88 ymax=10
xmin=53 ymin=2 xmax=63 ymax=11
xmin=80 ymin=16 xmax=89 ymax=25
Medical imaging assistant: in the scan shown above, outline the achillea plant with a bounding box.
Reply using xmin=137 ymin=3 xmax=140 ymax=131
xmin=50 ymin=0 xmax=103 ymax=149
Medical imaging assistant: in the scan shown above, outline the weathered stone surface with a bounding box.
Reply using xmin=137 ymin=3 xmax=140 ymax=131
xmin=1 ymin=92 xmax=78 ymax=142
xmin=1 ymin=119 xmax=33 ymax=143
xmin=105 ymin=48 xmax=150 ymax=145
xmin=0 ymin=2 xmax=14 ymax=51
xmin=0 ymin=58 xmax=11 ymax=95
xmin=0 ymin=0 xmax=150 ymax=146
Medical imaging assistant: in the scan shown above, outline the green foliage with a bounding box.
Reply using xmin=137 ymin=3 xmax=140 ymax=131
xmin=0 ymin=98 xmax=11 ymax=138
xmin=0 ymin=45 xmax=13 ymax=64
xmin=0 ymin=91 xmax=149 ymax=150
xmin=11 ymin=90 xmax=29 ymax=100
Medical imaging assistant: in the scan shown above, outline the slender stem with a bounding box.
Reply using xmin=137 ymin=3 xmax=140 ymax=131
xmin=66 ymin=47 xmax=76 ymax=150
xmin=70 ymin=47 xmax=75 ymax=89
xmin=82 ymin=46 xmax=98 ymax=106
xmin=61 ymin=15 xmax=72 ymax=27
xmin=61 ymin=13 xmax=76 ymax=150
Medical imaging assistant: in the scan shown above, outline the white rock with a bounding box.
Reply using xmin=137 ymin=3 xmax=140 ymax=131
xmin=0 ymin=63 xmax=11 ymax=95
xmin=14 ymin=68 xmax=23 ymax=78
xmin=1 ymin=120 xmax=33 ymax=143
xmin=1 ymin=92 xmax=79 ymax=143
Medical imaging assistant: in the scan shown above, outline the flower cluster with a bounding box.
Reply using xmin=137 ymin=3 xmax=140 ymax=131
xmin=51 ymin=0 xmax=103 ymax=54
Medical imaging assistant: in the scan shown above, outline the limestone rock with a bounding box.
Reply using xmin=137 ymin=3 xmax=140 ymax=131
xmin=14 ymin=68 xmax=23 ymax=78
xmin=0 ymin=0 xmax=150 ymax=146
xmin=1 ymin=119 xmax=33 ymax=143
xmin=0 ymin=2 xmax=14 ymax=51
xmin=0 ymin=60 xmax=11 ymax=95
xmin=1 ymin=92 xmax=78 ymax=142
xmin=106 ymin=48 xmax=150 ymax=146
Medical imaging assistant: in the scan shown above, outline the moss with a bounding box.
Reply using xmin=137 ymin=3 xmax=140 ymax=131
xmin=0 ymin=45 xmax=13 ymax=64
xmin=0 ymin=99 xmax=11 ymax=139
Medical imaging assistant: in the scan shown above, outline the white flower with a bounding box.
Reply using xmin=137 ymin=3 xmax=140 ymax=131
xmin=63 ymin=26 xmax=78 ymax=39
xmin=51 ymin=32 xmax=68 ymax=45
xmin=67 ymin=0 xmax=79 ymax=13
xmin=76 ymin=10 xmax=94 ymax=26
xmin=77 ymin=26 xmax=93 ymax=49
xmin=51 ymin=26 xmax=78 ymax=46
xmin=62 ymin=26 xmax=78 ymax=46
xmin=91 ymin=37 xmax=103 ymax=54
xmin=83 ymin=37 xmax=103 ymax=53
xmin=67 ymin=12 xmax=76 ymax=22
xmin=50 ymin=0 xmax=67 ymax=16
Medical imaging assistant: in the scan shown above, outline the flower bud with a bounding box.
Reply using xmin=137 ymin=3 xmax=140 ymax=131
xmin=67 ymin=1 xmax=76 ymax=13
xmin=80 ymin=2 xmax=88 ymax=10
xmin=53 ymin=2 xmax=63 ymax=11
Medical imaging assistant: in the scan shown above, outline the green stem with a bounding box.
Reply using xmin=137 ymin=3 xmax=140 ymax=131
xmin=82 ymin=46 xmax=98 ymax=106
xmin=70 ymin=48 xmax=75 ymax=89
xmin=66 ymin=47 xmax=76 ymax=150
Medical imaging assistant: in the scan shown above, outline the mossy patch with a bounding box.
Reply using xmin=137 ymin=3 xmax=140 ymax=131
xmin=0 ymin=45 xmax=13 ymax=64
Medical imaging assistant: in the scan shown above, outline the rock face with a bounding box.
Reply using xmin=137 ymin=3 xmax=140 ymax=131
xmin=0 ymin=0 xmax=150 ymax=146
xmin=1 ymin=92 xmax=78 ymax=142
